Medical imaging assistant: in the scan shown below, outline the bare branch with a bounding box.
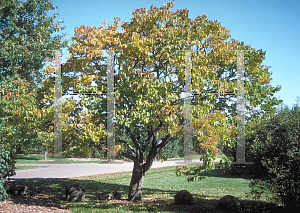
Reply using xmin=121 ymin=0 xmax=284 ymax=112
xmin=156 ymin=134 xmax=171 ymax=149
xmin=118 ymin=138 xmax=136 ymax=154
xmin=143 ymin=152 xmax=156 ymax=172
xmin=144 ymin=133 xmax=171 ymax=173
xmin=125 ymin=126 xmax=141 ymax=156
xmin=142 ymin=126 xmax=153 ymax=152
xmin=121 ymin=152 xmax=136 ymax=161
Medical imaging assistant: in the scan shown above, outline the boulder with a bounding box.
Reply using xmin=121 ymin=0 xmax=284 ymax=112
xmin=174 ymin=190 xmax=194 ymax=205
xmin=218 ymin=195 xmax=241 ymax=211
xmin=113 ymin=191 xmax=122 ymax=200
xmin=65 ymin=183 xmax=86 ymax=202
xmin=6 ymin=182 xmax=25 ymax=196
xmin=98 ymin=191 xmax=122 ymax=200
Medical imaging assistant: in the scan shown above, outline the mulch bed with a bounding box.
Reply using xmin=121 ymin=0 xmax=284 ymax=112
xmin=1 ymin=181 xmax=71 ymax=213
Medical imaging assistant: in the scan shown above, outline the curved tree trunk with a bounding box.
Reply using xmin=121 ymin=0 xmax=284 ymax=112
xmin=125 ymin=134 xmax=171 ymax=201
xmin=128 ymin=161 xmax=145 ymax=201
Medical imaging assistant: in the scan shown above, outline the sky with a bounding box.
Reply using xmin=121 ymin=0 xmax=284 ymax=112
xmin=50 ymin=0 xmax=300 ymax=108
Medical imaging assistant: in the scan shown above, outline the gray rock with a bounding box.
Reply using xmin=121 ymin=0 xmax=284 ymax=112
xmin=113 ymin=191 xmax=122 ymax=200
xmin=218 ymin=195 xmax=241 ymax=211
xmin=98 ymin=191 xmax=122 ymax=200
xmin=6 ymin=182 xmax=25 ymax=196
xmin=65 ymin=183 xmax=86 ymax=202
xmin=174 ymin=190 xmax=194 ymax=205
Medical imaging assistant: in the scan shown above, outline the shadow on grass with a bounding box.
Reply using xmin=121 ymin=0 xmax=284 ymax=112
xmin=14 ymin=155 xmax=39 ymax=161
xmin=200 ymin=169 xmax=243 ymax=178
xmin=9 ymin=178 xmax=290 ymax=213
xmin=183 ymin=167 xmax=255 ymax=180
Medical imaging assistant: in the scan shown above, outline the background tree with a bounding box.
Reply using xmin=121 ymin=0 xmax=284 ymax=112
xmin=0 ymin=0 xmax=66 ymax=82
xmin=60 ymin=95 xmax=107 ymax=158
xmin=0 ymin=74 xmax=55 ymax=200
xmin=63 ymin=1 xmax=281 ymax=201
xmin=245 ymin=101 xmax=300 ymax=211
xmin=0 ymin=0 xmax=66 ymax=200
xmin=0 ymin=0 xmax=67 ymax=152
xmin=0 ymin=76 xmax=51 ymax=153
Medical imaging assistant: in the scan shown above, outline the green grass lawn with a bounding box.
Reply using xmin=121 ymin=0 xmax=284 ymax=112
xmin=14 ymin=165 xmax=280 ymax=213
xmin=166 ymin=155 xmax=222 ymax=161
xmin=15 ymin=154 xmax=105 ymax=164
xmin=15 ymin=165 xmax=46 ymax=171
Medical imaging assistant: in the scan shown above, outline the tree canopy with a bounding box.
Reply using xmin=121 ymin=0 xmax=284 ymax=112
xmin=0 ymin=0 xmax=66 ymax=156
xmin=60 ymin=1 xmax=282 ymax=201
xmin=0 ymin=0 xmax=66 ymax=82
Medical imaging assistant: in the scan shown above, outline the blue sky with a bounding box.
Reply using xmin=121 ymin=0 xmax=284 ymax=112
xmin=51 ymin=0 xmax=300 ymax=108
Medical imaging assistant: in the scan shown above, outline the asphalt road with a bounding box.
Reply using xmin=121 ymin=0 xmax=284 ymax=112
xmin=11 ymin=159 xmax=221 ymax=181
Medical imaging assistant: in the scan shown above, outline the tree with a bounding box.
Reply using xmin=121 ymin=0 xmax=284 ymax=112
xmin=0 ymin=142 xmax=16 ymax=201
xmin=0 ymin=0 xmax=67 ymax=153
xmin=63 ymin=1 xmax=281 ymax=201
xmin=246 ymin=102 xmax=300 ymax=211
xmin=0 ymin=76 xmax=44 ymax=149
xmin=0 ymin=1 xmax=66 ymax=195
xmin=0 ymin=0 xmax=66 ymax=83
xmin=0 ymin=75 xmax=54 ymax=200
xmin=60 ymin=95 xmax=107 ymax=158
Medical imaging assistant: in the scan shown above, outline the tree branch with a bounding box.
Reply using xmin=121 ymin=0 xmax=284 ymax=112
xmin=121 ymin=152 xmax=136 ymax=161
xmin=144 ymin=135 xmax=171 ymax=172
xmin=142 ymin=126 xmax=153 ymax=152
xmin=118 ymin=138 xmax=136 ymax=154
xmin=156 ymin=134 xmax=171 ymax=149
xmin=125 ymin=126 xmax=141 ymax=157
xmin=143 ymin=133 xmax=171 ymax=173
xmin=151 ymin=126 xmax=156 ymax=150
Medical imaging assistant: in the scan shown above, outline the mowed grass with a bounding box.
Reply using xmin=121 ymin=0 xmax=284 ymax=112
xmin=15 ymin=165 xmax=46 ymax=171
xmin=15 ymin=165 xmax=278 ymax=213
xmin=15 ymin=154 xmax=105 ymax=164
xmin=166 ymin=155 xmax=222 ymax=161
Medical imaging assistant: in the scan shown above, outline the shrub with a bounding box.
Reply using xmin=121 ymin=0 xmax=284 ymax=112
xmin=247 ymin=104 xmax=300 ymax=210
xmin=161 ymin=136 xmax=183 ymax=159
xmin=0 ymin=144 xmax=16 ymax=201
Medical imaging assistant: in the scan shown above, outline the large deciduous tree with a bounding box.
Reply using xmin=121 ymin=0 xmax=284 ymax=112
xmin=0 ymin=75 xmax=54 ymax=153
xmin=0 ymin=0 xmax=66 ymax=169
xmin=0 ymin=0 xmax=67 ymax=151
xmin=0 ymin=0 xmax=66 ymax=82
xmin=63 ymin=1 xmax=281 ymax=201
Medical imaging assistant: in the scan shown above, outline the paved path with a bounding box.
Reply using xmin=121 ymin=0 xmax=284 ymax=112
xmin=11 ymin=159 xmax=220 ymax=181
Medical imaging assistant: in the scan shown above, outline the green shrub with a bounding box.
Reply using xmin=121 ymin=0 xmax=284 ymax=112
xmin=0 ymin=178 xmax=8 ymax=201
xmin=247 ymin=104 xmax=300 ymax=210
xmin=161 ymin=136 xmax=183 ymax=159
xmin=0 ymin=117 xmax=17 ymax=200
xmin=0 ymin=144 xmax=16 ymax=201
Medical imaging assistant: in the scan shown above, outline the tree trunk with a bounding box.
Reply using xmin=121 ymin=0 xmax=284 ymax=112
xmin=125 ymin=134 xmax=171 ymax=201
xmin=128 ymin=161 xmax=145 ymax=201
